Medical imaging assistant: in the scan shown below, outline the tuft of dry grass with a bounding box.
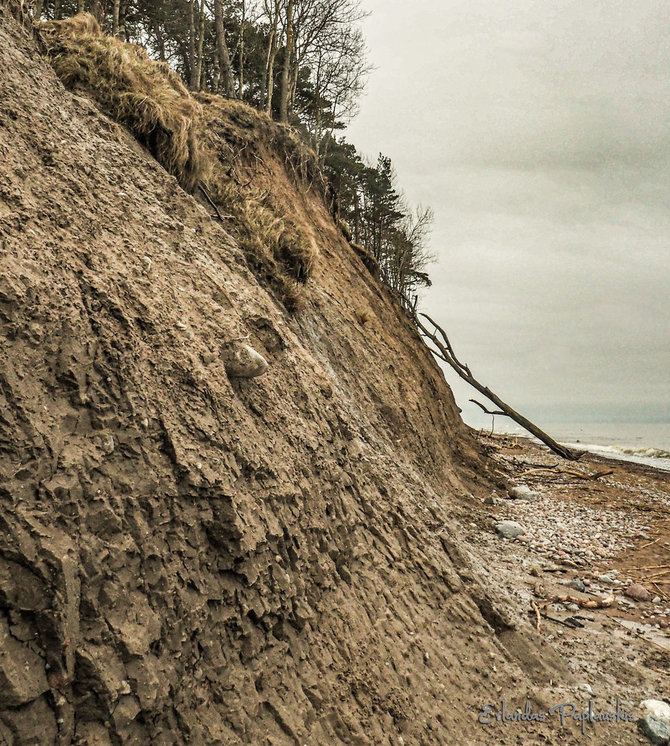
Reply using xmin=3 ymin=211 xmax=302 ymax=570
xmin=207 ymin=179 xmax=314 ymax=312
xmin=197 ymin=94 xmax=318 ymax=310
xmin=354 ymin=308 xmax=370 ymax=326
xmin=194 ymin=93 xmax=322 ymax=189
xmin=40 ymin=14 xmax=205 ymax=191
xmin=337 ymin=219 xmax=352 ymax=243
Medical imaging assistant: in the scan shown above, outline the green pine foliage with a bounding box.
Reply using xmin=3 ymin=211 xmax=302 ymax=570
xmin=323 ymin=141 xmax=433 ymax=298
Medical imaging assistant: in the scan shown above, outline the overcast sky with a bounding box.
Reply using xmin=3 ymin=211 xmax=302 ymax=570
xmin=347 ymin=0 xmax=670 ymax=426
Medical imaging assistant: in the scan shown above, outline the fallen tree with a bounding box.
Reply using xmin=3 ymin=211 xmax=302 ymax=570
xmin=404 ymin=303 xmax=580 ymax=461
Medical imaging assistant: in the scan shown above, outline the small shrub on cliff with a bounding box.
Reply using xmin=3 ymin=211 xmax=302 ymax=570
xmin=40 ymin=13 xmax=204 ymax=192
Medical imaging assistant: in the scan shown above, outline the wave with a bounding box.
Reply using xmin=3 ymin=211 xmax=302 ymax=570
xmin=561 ymin=441 xmax=670 ymax=459
xmin=618 ymin=446 xmax=670 ymax=459
xmin=560 ymin=441 xmax=670 ymax=472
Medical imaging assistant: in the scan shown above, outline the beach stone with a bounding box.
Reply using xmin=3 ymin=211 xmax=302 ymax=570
xmin=223 ymin=343 xmax=268 ymax=378
xmin=640 ymin=701 xmax=670 ymax=724
xmin=626 ymin=583 xmax=652 ymax=602
xmin=638 ymin=714 xmax=670 ymax=745
xmin=508 ymin=485 xmax=540 ymax=501
xmin=495 ymin=521 xmax=525 ymax=540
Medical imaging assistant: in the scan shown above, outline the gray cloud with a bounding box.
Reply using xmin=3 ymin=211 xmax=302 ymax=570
xmin=348 ymin=0 xmax=670 ymax=426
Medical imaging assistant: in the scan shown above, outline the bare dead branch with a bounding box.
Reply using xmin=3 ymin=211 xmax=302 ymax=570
xmin=198 ymin=182 xmax=233 ymax=221
xmin=469 ymin=399 xmax=506 ymax=416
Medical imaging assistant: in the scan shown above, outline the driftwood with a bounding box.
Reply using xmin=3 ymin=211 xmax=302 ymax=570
xmin=543 ymin=592 xmax=615 ymax=609
xmin=638 ymin=537 xmax=661 ymax=550
xmin=518 ymin=466 xmax=559 ymax=477
xmin=530 ymin=600 xmax=542 ymax=632
xmin=407 ymin=306 xmax=580 ymax=461
xmin=533 ymin=582 xmax=616 ymax=609
xmin=561 ymin=468 xmax=612 ymax=480
xmin=518 ymin=466 xmax=613 ymax=480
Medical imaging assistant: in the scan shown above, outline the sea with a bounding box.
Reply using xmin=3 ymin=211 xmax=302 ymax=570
xmin=478 ymin=421 xmax=670 ymax=473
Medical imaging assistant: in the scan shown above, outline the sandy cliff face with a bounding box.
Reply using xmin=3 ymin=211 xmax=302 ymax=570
xmin=0 ymin=8 xmax=568 ymax=745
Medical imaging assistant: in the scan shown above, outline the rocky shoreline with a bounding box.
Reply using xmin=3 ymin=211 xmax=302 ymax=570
xmin=462 ymin=430 xmax=670 ymax=744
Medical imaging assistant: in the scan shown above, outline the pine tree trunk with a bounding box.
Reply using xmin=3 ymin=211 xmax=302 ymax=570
xmin=214 ymin=0 xmax=237 ymax=98
xmin=288 ymin=58 xmax=298 ymax=117
xmin=77 ymin=0 xmax=84 ymax=14
xmin=188 ymin=0 xmax=197 ymax=89
xmin=112 ymin=0 xmax=120 ymax=35
xmin=236 ymin=0 xmax=245 ymax=98
xmin=195 ymin=0 xmax=206 ymax=91
xmin=263 ymin=0 xmax=280 ymax=115
xmin=261 ymin=34 xmax=270 ymax=110
xmin=353 ymin=191 xmax=361 ymax=242
xmin=119 ymin=0 xmax=129 ymax=39
xmin=278 ymin=0 xmax=294 ymax=123
xmin=154 ymin=22 xmax=167 ymax=62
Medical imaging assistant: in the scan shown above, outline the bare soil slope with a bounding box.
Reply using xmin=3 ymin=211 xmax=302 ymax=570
xmin=0 ymin=8 xmax=624 ymax=746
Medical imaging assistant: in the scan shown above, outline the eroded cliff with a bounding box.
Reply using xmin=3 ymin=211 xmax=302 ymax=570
xmin=0 ymin=8 xmax=575 ymax=745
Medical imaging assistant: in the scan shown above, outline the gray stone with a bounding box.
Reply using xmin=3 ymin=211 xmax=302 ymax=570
xmin=223 ymin=343 xmax=269 ymax=378
xmin=638 ymin=714 xmax=670 ymax=745
xmin=508 ymin=485 xmax=541 ymax=501
xmin=566 ymin=578 xmax=586 ymax=593
xmin=626 ymin=583 xmax=652 ymax=602
xmin=495 ymin=521 xmax=525 ymax=540
xmin=640 ymin=700 xmax=670 ymax=724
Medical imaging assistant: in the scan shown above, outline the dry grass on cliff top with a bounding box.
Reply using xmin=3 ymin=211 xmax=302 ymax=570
xmin=40 ymin=14 xmax=318 ymax=311
xmin=40 ymin=13 xmax=205 ymax=192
